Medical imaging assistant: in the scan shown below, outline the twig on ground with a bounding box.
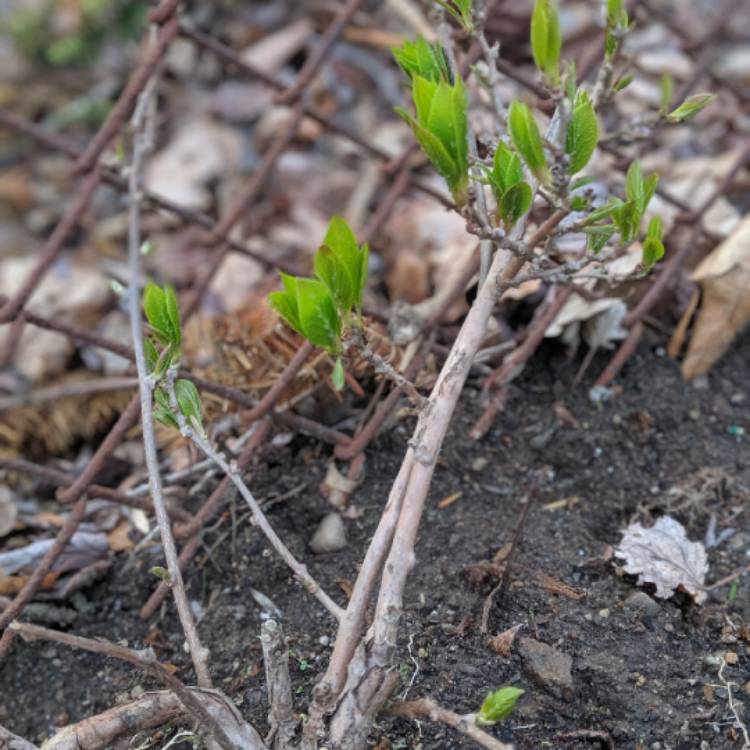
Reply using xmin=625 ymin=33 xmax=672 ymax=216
xmin=716 ymin=656 xmax=750 ymax=749
xmin=125 ymin=24 xmax=212 ymax=689
xmin=0 ymin=723 xmax=38 ymax=750
xmin=9 ymin=622 xmax=261 ymax=750
xmin=552 ymin=729 xmax=615 ymax=750
xmin=388 ymin=697 xmax=514 ymax=750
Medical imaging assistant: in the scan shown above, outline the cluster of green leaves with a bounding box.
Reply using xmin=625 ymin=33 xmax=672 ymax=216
xmin=5 ymin=0 xmax=147 ymax=67
xmin=142 ymin=283 xmax=203 ymax=433
xmin=580 ymin=161 xmax=664 ymax=267
xmin=268 ymin=217 xmax=368 ymax=390
xmin=393 ymin=41 xmax=469 ymax=205
xmin=530 ymin=0 xmax=561 ymax=86
xmin=476 ymin=686 xmax=524 ymax=726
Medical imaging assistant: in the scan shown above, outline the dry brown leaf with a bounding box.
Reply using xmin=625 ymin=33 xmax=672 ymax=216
xmin=681 ymin=215 xmax=750 ymax=381
xmin=536 ymin=572 xmax=585 ymax=600
xmin=614 ymin=516 xmax=708 ymax=604
xmin=487 ymin=624 xmax=521 ymax=657
xmin=107 ymin=521 xmax=135 ymax=552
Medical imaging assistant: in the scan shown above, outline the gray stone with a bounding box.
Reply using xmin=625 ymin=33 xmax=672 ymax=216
xmin=309 ymin=512 xmax=347 ymax=554
xmin=518 ymin=637 xmax=574 ymax=701
xmin=624 ymin=591 xmax=662 ymax=619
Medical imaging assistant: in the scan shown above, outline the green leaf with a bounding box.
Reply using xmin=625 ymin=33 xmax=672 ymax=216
xmin=570 ymin=175 xmax=595 ymax=191
xmin=531 ymin=0 xmax=561 ymax=84
xmin=499 ymin=182 xmax=533 ymax=228
xmin=356 ymin=243 xmax=369 ymax=311
xmin=163 ymin=285 xmax=181 ymax=347
xmin=477 ymin=687 xmax=524 ymax=726
xmin=175 ymin=378 xmax=203 ymax=432
xmin=315 ymin=245 xmax=354 ymax=313
xmin=331 ymin=357 xmax=345 ymax=391
xmin=646 ymin=215 xmax=663 ymax=240
xmin=153 ymin=388 xmax=179 ymax=430
xmin=667 ymin=93 xmax=714 ymax=122
xmin=584 ymin=223 xmax=616 ymax=253
xmin=396 ymin=107 xmax=465 ymax=203
xmin=144 ymin=338 xmax=159 ymax=374
xmin=392 ymin=38 xmax=450 ymax=82
xmin=143 ymin=283 xmax=170 ymax=344
xmin=659 ymin=73 xmax=673 ymax=115
xmin=487 ymin=141 xmax=524 ymax=202
xmin=508 ymin=101 xmax=548 ymax=182
xmin=613 ymin=73 xmax=634 ymax=93
xmin=642 ymin=236 xmax=665 ymax=269
xmin=269 ymin=273 xmax=304 ymax=335
xmin=296 ymin=278 xmax=341 ymax=353
xmin=412 ymin=74 xmax=438 ymax=125
xmin=565 ymin=90 xmax=598 ymax=174
xmin=643 ymin=174 xmax=659 ymax=212
xmin=149 ymin=566 xmax=172 ymax=583
xmin=434 ymin=0 xmax=473 ymax=30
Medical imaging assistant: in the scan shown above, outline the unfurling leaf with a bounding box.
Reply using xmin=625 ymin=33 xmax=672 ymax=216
xmin=153 ymin=388 xmax=178 ymax=430
xmin=584 ymin=224 xmax=616 ymax=253
xmin=295 ymin=279 xmax=341 ymax=353
xmin=565 ymin=90 xmax=598 ymax=174
xmin=392 ymin=38 xmax=451 ymax=82
xmin=316 ymin=215 xmax=367 ymax=313
xmin=268 ymin=273 xmax=304 ymax=335
xmin=530 ymin=0 xmax=561 ymax=85
xmin=508 ymin=101 xmax=548 ymax=182
xmin=486 ymin=141 xmax=524 ymax=203
xmin=499 ymin=182 xmax=533 ymax=228
xmin=476 ymin=686 xmax=524 ymax=726
xmin=331 ymin=357 xmax=345 ymax=391
xmin=175 ymin=378 xmax=203 ymax=432
xmin=613 ymin=73 xmax=634 ymax=93
xmin=667 ymin=94 xmax=715 ymax=122
xmin=659 ymin=73 xmax=673 ymax=115
xmin=642 ymin=216 xmax=665 ymax=269
xmin=144 ymin=338 xmax=159 ymax=374
xmin=396 ymin=73 xmax=469 ymax=203
xmin=434 ymin=0 xmax=473 ymax=31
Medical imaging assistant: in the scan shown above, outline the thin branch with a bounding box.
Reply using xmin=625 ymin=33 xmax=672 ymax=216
xmin=164 ymin=372 xmax=344 ymax=622
xmin=388 ymin=697 xmax=513 ymax=750
xmin=125 ymin=25 xmax=212 ymax=689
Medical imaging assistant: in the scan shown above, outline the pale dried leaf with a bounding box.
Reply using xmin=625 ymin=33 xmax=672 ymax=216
xmin=487 ymin=624 xmax=521 ymax=657
xmin=0 ymin=487 xmax=17 ymax=538
xmin=682 ymin=215 xmax=750 ymax=380
xmin=615 ymin=516 xmax=708 ymax=604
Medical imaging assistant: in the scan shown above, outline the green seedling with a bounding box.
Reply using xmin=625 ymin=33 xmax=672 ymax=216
xmin=476 ymin=686 xmax=524 ymax=726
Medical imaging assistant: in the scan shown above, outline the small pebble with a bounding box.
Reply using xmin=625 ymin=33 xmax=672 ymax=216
xmin=309 ymin=513 xmax=347 ymax=554
xmin=472 ymin=456 xmax=488 ymax=472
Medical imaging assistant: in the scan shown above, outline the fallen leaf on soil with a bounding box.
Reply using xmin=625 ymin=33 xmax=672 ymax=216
xmin=0 ymin=571 xmax=59 ymax=595
xmin=107 ymin=521 xmax=134 ymax=552
xmin=0 ymin=530 xmax=108 ymax=576
xmin=681 ymin=215 xmax=750 ymax=381
xmin=0 ymin=487 xmax=17 ymax=537
xmin=536 ymin=572 xmax=585 ymax=600
xmin=437 ymin=491 xmax=462 ymax=509
xmin=487 ymin=624 xmax=521 ymax=657
xmin=614 ymin=516 xmax=708 ymax=604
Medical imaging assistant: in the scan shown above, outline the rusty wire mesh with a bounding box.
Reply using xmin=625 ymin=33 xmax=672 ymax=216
xmin=0 ymin=0 xmax=748 ymax=653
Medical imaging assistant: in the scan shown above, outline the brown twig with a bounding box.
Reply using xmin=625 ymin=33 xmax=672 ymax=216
xmin=387 ymin=697 xmax=513 ymax=750
xmin=9 ymin=622 xmax=262 ymax=750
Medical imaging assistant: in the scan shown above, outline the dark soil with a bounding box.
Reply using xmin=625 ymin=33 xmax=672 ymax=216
xmin=2 ymin=333 xmax=749 ymax=750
